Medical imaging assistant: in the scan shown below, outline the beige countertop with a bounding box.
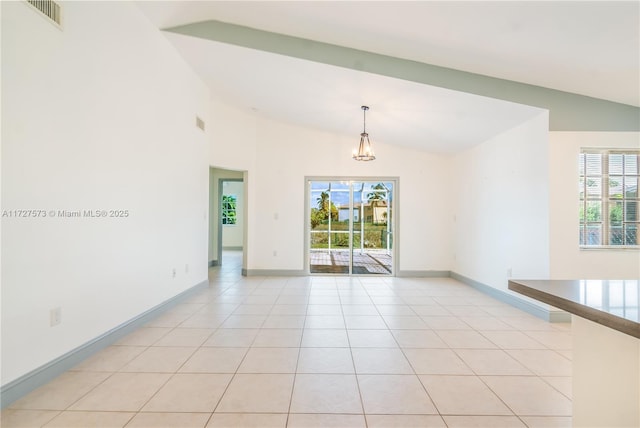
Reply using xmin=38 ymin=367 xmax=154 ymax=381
xmin=508 ymin=279 xmax=639 ymax=339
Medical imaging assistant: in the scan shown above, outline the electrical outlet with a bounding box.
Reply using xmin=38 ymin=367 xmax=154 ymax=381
xmin=273 ymin=250 xmax=277 ymax=257
xmin=507 ymin=268 xmax=513 ymax=278
xmin=50 ymin=307 xmax=61 ymax=326
xmin=172 ymin=268 xmax=177 ymax=278
xmin=185 ymin=264 xmax=189 ymax=274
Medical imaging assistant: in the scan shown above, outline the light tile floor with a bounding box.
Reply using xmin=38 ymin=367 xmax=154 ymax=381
xmin=2 ymin=252 xmax=573 ymax=427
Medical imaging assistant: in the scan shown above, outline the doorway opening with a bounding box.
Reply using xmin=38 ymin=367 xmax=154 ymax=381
xmin=306 ymin=178 xmax=396 ymax=275
xmin=208 ymin=167 xmax=246 ymax=274
xmin=218 ymin=178 xmax=244 ymax=268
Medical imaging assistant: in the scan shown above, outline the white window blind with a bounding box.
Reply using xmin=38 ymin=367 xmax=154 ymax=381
xmin=579 ymin=149 xmax=639 ymax=247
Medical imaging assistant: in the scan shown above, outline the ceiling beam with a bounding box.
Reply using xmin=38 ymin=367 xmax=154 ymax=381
xmin=166 ymin=20 xmax=639 ymax=132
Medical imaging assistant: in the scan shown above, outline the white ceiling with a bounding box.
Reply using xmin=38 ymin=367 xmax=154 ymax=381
xmin=162 ymin=32 xmax=543 ymax=153
xmin=136 ymin=1 xmax=639 ymax=153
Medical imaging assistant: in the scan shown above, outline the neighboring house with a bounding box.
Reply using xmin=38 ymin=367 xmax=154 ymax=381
xmin=337 ymin=201 xmax=389 ymax=224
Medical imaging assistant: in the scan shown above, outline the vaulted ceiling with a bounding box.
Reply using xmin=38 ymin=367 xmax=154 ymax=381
xmin=136 ymin=1 xmax=639 ymax=153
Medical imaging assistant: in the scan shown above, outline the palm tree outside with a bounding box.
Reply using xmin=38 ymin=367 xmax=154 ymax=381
xmin=366 ymin=183 xmax=387 ymax=224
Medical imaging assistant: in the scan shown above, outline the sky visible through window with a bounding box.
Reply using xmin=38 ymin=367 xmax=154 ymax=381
xmin=310 ymin=181 xmax=393 ymax=207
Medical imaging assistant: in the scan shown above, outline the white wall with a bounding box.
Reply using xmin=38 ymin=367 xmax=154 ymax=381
xmin=209 ymin=103 xmax=454 ymax=273
xmin=452 ymin=113 xmax=551 ymax=295
xmin=549 ymin=132 xmax=640 ymax=278
xmin=1 ymin=2 xmax=209 ymax=385
xmin=208 ymin=102 xmax=257 ymax=269
xmin=209 ymin=102 xmax=258 ymax=172
xmin=218 ymin=105 xmax=637 ymax=290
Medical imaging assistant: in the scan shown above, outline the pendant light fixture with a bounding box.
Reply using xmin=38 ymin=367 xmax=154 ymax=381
xmin=353 ymin=105 xmax=376 ymax=161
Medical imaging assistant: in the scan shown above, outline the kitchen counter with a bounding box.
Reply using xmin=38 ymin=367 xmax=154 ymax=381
xmin=508 ymin=279 xmax=639 ymax=338
xmin=509 ymin=279 xmax=639 ymax=428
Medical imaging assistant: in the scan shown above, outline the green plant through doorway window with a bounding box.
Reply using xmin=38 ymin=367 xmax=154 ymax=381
xmin=222 ymin=195 xmax=237 ymax=225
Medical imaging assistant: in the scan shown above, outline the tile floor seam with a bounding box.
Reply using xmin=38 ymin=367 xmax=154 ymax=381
xmin=144 ymin=327 xmax=172 ymax=346
xmin=473 ymin=374 xmax=526 ymax=418
xmin=403 ymin=353 xmax=444 ymax=420
xmin=520 ymin=330 xmax=566 ymax=350
xmin=123 ymin=371 xmax=177 ymax=415
xmin=538 ymin=376 xmax=573 ymax=401
xmin=339 ymin=279 xmax=369 ymax=426
xmin=382 ymin=302 xmax=447 ymax=420
xmin=449 ymin=347 xmax=536 ymax=377
xmin=284 ymin=304 xmax=307 ymax=427
xmin=208 ymin=369 xmax=240 ymax=415
xmin=112 ymin=411 xmax=137 ymax=428
xmin=42 ymin=369 xmax=120 ymax=414
xmin=4 ymin=255 xmax=576 ymax=428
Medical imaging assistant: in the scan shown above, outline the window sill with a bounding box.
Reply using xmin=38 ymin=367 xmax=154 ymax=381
xmin=580 ymin=246 xmax=640 ymax=251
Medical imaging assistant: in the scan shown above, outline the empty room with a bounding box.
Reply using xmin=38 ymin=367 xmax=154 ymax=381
xmin=1 ymin=1 xmax=638 ymax=427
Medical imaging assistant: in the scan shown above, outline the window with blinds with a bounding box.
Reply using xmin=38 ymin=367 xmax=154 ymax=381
xmin=579 ymin=150 xmax=639 ymax=247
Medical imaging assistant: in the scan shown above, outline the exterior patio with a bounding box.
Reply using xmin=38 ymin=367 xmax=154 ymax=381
xmin=310 ymin=249 xmax=392 ymax=274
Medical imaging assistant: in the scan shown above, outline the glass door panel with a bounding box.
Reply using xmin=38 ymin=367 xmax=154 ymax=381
xmin=309 ymin=181 xmax=350 ymax=274
xmin=309 ymin=179 xmax=393 ymax=275
xmin=351 ymin=181 xmax=393 ymax=275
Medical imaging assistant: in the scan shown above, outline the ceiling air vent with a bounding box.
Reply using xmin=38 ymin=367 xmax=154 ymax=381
xmin=196 ymin=116 xmax=205 ymax=131
xmin=26 ymin=0 xmax=62 ymax=27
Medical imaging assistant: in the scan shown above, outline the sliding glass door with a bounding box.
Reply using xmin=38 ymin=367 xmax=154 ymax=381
xmin=308 ymin=179 xmax=395 ymax=275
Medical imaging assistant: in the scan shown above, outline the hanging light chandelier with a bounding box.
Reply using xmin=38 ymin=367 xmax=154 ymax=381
xmin=353 ymin=105 xmax=376 ymax=161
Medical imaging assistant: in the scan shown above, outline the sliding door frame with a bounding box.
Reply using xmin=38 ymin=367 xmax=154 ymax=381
xmin=304 ymin=176 xmax=399 ymax=276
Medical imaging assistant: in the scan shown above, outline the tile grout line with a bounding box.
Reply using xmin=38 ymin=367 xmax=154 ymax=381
xmin=197 ymin=271 xmax=243 ymax=427
xmin=282 ymin=275 xmax=311 ymax=427
xmin=337 ymin=277 xmax=369 ymax=428
xmin=125 ymin=294 xmax=224 ymax=425
xmin=4 ymin=266 xmax=575 ymax=428
xmin=207 ymin=275 xmax=264 ymax=423
xmin=374 ymin=285 xmax=446 ymax=424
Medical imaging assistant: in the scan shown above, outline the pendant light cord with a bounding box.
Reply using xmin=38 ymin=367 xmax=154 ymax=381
xmin=363 ymin=108 xmax=366 ymax=133
xmin=362 ymin=105 xmax=369 ymax=134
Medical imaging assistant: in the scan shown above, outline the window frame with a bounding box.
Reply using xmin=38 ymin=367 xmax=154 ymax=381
xmin=579 ymin=149 xmax=639 ymax=249
xmin=221 ymin=194 xmax=237 ymax=226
